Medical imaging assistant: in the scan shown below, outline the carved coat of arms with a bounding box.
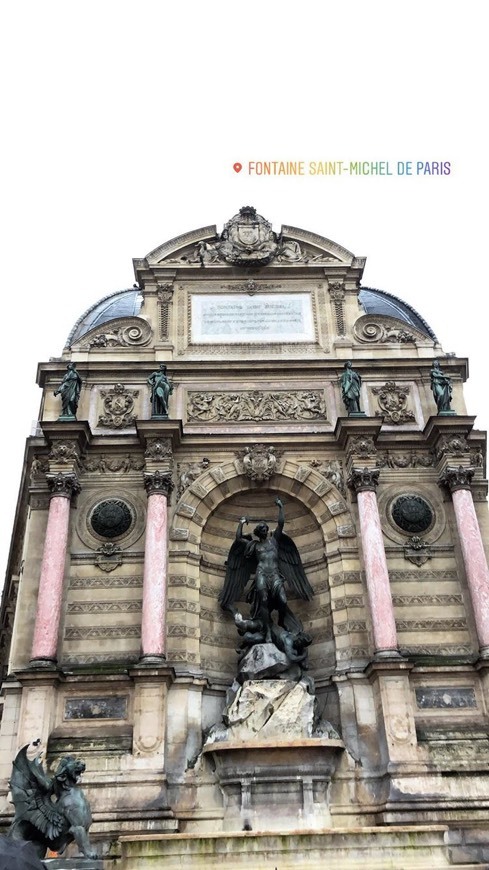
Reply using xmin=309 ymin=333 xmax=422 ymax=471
xmin=218 ymin=206 xmax=278 ymax=266
xmin=98 ymin=384 xmax=138 ymax=429
xmin=237 ymin=444 xmax=280 ymax=482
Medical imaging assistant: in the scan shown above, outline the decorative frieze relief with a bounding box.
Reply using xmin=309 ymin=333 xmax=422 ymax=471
xmin=67 ymin=600 xmax=141 ymax=613
xmin=187 ymin=390 xmax=326 ymax=422
xmin=392 ymin=593 xmax=463 ymax=606
xmin=81 ymin=454 xmax=145 ymax=473
xmin=98 ymin=384 xmax=138 ymax=429
xmin=65 ymin=626 xmax=141 ymax=639
xmin=70 ymin=575 xmax=142 ymax=589
xmin=372 ymin=381 xmax=415 ymax=425
xmin=376 ymin=451 xmax=434 ymax=468
xmin=397 ymin=618 xmax=467 ymax=632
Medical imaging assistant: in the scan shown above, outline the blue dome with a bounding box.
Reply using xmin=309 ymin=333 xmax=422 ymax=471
xmin=66 ymin=288 xmax=143 ymax=347
xmin=358 ymin=287 xmax=436 ymax=340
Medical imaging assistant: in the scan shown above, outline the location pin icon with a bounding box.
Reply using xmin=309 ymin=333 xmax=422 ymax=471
xmin=233 ymin=162 xmax=242 ymax=173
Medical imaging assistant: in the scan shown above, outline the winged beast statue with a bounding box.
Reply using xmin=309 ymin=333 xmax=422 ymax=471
xmin=8 ymin=744 xmax=97 ymax=860
xmin=219 ymin=497 xmax=314 ymax=662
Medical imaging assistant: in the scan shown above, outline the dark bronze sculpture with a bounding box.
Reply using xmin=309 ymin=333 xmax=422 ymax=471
xmin=430 ymin=359 xmax=454 ymax=414
xmin=54 ymin=363 xmax=82 ymax=419
xmin=219 ymin=498 xmax=314 ymax=665
xmin=340 ymin=361 xmax=363 ymax=415
xmin=8 ymin=744 xmax=97 ymax=860
xmin=147 ymin=364 xmax=173 ymax=417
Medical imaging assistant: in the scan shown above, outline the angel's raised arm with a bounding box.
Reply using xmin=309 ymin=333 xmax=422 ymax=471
xmin=274 ymin=497 xmax=284 ymax=538
xmin=236 ymin=516 xmax=249 ymax=541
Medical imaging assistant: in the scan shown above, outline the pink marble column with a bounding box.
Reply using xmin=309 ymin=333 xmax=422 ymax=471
xmin=30 ymin=473 xmax=80 ymax=665
xmin=441 ymin=466 xmax=489 ymax=655
xmin=349 ymin=468 xmax=399 ymax=657
xmin=141 ymin=471 xmax=174 ymax=660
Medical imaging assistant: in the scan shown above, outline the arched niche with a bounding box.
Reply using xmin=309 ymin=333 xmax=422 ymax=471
xmin=168 ymin=460 xmax=366 ymax=680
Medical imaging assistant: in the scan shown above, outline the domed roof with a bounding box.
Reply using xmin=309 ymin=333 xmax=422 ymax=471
xmin=358 ymin=286 xmax=437 ymax=340
xmin=66 ymin=287 xmax=143 ymax=347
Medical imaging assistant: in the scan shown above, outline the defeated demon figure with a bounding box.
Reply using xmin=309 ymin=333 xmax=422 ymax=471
xmin=219 ymin=497 xmax=314 ymax=650
xmin=235 ymin=612 xmax=312 ymax=664
xmin=8 ymin=744 xmax=97 ymax=860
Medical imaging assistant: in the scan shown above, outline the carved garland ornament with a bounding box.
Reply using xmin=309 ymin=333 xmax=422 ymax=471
xmin=187 ymin=390 xmax=326 ymax=422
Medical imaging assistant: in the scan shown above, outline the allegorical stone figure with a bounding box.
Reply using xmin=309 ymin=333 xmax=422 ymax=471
xmin=430 ymin=359 xmax=453 ymax=413
xmin=54 ymin=362 xmax=82 ymax=419
xmin=340 ymin=360 xmax=362 ymax=415
xmin=219 ymin=497 xmax=314 ymax=646
xmin=147 ymin=364 xmax=173 ymax=417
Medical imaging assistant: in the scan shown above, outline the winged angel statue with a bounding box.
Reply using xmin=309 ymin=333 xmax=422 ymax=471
xmin=7 ymin=744 xmax=97 ymax=860
xmin=219 ymin=498 xmax=314 ymax=664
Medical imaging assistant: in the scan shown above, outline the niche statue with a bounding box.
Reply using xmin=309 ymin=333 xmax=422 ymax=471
xmin=147 ymin=364 xmax=173 ymax=418
xmin=430 ymin=359 xmax=455 ymax=415
xmin=7 ymin=744 xmax=97 ymax=860
xmin=54 ymin=363 xmax=82 ymax=420
xmin=340 ymin=361 xmax=364 ymax=416
xmin=219 ymin=498 xmax=314 ymax=672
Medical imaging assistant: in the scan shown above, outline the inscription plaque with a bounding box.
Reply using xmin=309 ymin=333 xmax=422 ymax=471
xmin=415 ymin=687 xmax=477 ymax=709
xmin=64 ymin=696 xmax=128 ymax=720
xmin=191 ymin=294 xmax=314 ymax=344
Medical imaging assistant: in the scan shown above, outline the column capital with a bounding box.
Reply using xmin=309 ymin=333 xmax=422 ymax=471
xmin=347 ymin=466 xmax=380 ymax=493
xmin=144 ymin=470 xmax=174 ymax=497
xmin=439 ymin=465 xmax=475 ymax=493
xmin=46 ymin=471 xmax=81 ymax=499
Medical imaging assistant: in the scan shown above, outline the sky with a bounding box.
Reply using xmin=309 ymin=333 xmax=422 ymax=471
xmin=0 ymin=1 xmax=487 ymax=579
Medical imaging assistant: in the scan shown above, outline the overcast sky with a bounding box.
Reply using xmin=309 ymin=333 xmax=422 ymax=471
xmin=1 ymin=1 xmax=487 ymax=579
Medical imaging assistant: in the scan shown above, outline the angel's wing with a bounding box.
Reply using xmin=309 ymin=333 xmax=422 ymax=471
xmin=218 ymin=536 xmax=255 ymax=613
xmin=10 ymin=745 xmax=66 ymax=840
xmin=278 ymin=533 xmax=314 ymax=600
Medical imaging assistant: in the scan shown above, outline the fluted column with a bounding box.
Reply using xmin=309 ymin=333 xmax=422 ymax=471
xmin=141 ymin=470 xmax=174 ymax=661
xmin=30 ymin=472 xmax=80 ymax=665
xmin=348 ymin=468 xmax=399 ymax=657
xmin=440 ymin=466 xmax=489 ymax=657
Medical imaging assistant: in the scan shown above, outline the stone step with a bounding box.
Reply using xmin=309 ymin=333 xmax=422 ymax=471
xmin=119 ymin=825 xmax=488 ymax=869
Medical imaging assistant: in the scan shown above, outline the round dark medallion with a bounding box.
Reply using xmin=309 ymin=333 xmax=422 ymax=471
xmin=90 ymin=499 xmax=133 ymax=539
xmin=392 ymin=495 xmax=434 ymax=534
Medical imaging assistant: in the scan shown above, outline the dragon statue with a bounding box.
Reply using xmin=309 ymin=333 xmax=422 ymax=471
xmin=7 ymin=744 xmax=97 ymax=860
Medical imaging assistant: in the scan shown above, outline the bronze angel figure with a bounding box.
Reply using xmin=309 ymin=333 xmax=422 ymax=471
xmin=7 ymin=744 xmax=97 ymax=860
xmin=219 ymin=497 xmax=314 ymax=644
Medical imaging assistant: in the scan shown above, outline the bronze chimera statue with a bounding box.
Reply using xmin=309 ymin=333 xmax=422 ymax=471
xmin=8 ymin=744 xmax=97 ymax=860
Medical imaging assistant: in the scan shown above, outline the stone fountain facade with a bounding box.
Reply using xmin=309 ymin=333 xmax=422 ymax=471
xmin=0 ymin=208 xmax=489 ymax=867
